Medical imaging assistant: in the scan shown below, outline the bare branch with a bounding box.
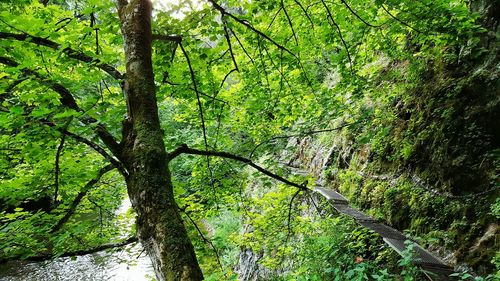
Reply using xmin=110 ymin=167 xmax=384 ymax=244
xmin=0 ymin=32 xmax=123 ymax=80
xmin=167 ymin=144 xmax=309 ymax=191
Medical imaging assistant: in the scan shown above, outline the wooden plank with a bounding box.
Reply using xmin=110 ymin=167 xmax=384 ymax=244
xmin=383 ymin=238 xmax=453 ymax=281
xmin=358 ymin=221 xmax=407 ymax=240
xmin=314 ymin=186 xmax=348 ymax=203
xmin=383 ymin=238 xmax=447 ymax=266
xmin=285 ymin=166 xmax=454 ymax=280
xmin=331 ymin=202 xmax=376 ymax=222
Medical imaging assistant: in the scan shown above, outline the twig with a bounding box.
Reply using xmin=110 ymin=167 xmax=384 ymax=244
xmin=179 ymin=43 xmax=219 ymax=208
xmin=292 ymin=0 xmax=314 ymax=29
xmin=207 ymin=0 xmax=296 ymax=58
xmin=319 ymin=0 xmax=353 ymax=73
xmin=381 ymin=4 xmax=422 ymax=34
xmin=180 ymin=207 xmax=225 ymax=274
xmin=281 ymin=0 xmax=298 ymax=45
xmin=340 ymin=0 xmax=381 ymax=28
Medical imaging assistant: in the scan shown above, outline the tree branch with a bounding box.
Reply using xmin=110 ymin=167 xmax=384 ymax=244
xmin=292 ymin=0 xmax=314 ymax=29
xmin=180 ymin=206 xmax=225 ymax=274
xmin=44 ymin=121 xmax=127 ymax=176
xmin=53 ymin=118 xmax=72 ymax=204
xmin=50 ymin=164 xmax=115 ymax=233
xmin=168 ymin=144 xmax=309 ymax=191
xmin=230 ymin=27 xmax=255 ymax=64
xmin=2 ymin=236 xmax=138 ymax=263
xmin=0 ymin=32 xmax=123 ymax=80
xmin=249 ymin=121 xmax=361 ymax=158
xmin=207 ymin=0 xmax=296 ymax=58
xmin=219 ymin=68 xmax=237 ymax=90
xmin=179 ymin=43 xmax=219 ymax=206
xmin=0 ymin=56 xmax=79 ymax=110
xmin=339 ymin=0 xmax=381 ymax=28
xmin=0 ymin=56 xmax=122 ymax=159
xmin=223 ymin=23 xmax=239 ymax=71
xmin=285 ymin=189 xmax=301 ymax=243
xmin=152 ymin=34 xmax=183 ymax=43
xmin=381 ymin=4 xmax=422 ymax=34
xmin=179 ymin=44 xmax=209 ymax=152
xmin=320 ymin=0 xmax=353 ymax=73
xmin=281 ymin=0 xmax=298 ymax=45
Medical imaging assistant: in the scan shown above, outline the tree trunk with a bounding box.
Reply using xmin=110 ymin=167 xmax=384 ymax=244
xmin=116 ymin=1 xmax=203 ymax=280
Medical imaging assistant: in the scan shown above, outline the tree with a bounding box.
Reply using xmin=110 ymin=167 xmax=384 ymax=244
xmin=0 ymin=0 xmax=485 ymax=280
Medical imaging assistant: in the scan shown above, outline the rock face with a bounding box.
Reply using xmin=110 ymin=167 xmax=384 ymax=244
xmin=279 ymin=2 xmax=499 ymax=273
xmin=236 ymin=0 xmax=498 ymax=276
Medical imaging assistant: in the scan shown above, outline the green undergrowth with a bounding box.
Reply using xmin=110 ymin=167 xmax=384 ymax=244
xmin=187 ymin=176 xmax=434 ymax=280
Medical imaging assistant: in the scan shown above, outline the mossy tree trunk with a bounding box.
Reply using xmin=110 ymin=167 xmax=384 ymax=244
xmin=116 ymin=1 xmax=203 ymax=280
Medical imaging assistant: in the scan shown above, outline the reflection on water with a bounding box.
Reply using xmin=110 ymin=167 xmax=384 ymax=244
xmin=0 ymin=243 xmax=155 ymax=281
xmin=0 ymin=198 xmax=155 ymax=281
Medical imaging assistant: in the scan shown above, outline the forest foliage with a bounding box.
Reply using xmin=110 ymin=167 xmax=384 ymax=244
xmin=0 ymin=0 xmax=498 ymax=280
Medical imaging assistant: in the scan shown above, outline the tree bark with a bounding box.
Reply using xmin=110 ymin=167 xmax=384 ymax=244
xmin=116 ymin=1 xmax=203 ymax=280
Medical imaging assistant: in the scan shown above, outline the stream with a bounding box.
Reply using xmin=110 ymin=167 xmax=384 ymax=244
xmin=0 ymin=199 xmax=155 ymax=281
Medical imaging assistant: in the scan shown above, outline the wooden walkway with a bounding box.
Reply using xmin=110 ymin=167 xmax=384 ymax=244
xmin=291 ymin=168 xmax=454 ymax=280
